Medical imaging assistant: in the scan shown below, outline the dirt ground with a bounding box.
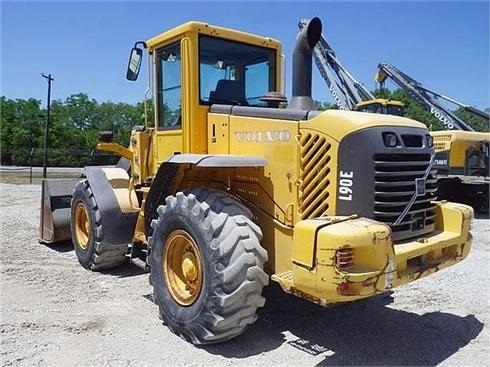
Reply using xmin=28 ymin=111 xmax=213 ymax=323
xmin=1 ymin=180 xmax=489 ymax=366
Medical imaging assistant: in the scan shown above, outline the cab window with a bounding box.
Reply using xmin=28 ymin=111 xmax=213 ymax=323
xmin=156 ymin=42 xmax=181 ymax=129
xmin=199 ymin=35 xmax=276 ymax=106
xmin=358 ymin=103 xmax=382 ymax=114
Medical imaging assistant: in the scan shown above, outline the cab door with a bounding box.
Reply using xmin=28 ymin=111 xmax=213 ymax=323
xmin=154 ymin=41 xmax=184 ymax=162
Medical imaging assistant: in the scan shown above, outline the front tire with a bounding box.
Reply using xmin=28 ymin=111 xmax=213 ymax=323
xmin=70 ymin=180 xmax=128 ymax=271
xmin=149 ymin=189 xmax=268 ymax=344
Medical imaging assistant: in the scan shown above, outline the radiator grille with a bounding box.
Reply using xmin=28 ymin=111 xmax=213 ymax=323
xmin=373 ymin=153 xmax=438 ymax=240
xmin=299 ymin=133 xmax=332 ymax=219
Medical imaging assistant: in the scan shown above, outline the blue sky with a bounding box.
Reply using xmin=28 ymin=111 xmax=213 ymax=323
xmin=2 ymin=1 xmax=489 ymax=110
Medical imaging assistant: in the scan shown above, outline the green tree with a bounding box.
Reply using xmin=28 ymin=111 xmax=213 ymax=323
xmin=1 ymin=97 xmax=44 ymax=165
xmin=97 ymin=101 xmax=147 ymax=146
xmin=63 ymin=93 xmax=99 ymax=130
xmin=314 ymin=100 xmax=339 ymax=111
xmin=454 ymin=108 xmax=489 ymax=132
xmin=48 ymin=99 xmax=96 ymax=166
xmin=1 ymin=94 xmax=146 ymax=167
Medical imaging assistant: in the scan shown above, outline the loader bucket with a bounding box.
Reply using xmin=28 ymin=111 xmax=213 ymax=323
xmin=39 ymin=179 xmax=80 ymax=244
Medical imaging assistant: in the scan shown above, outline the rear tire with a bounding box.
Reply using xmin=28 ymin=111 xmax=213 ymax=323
xmin=149 ymin=188 xmax=268 ymax=344
xmin=70 ymin=180 xmax=128 ymax=271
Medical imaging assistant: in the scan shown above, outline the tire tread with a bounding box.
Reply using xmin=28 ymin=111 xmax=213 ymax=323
xmin=149 ymin=189 xmax=268 ymax=344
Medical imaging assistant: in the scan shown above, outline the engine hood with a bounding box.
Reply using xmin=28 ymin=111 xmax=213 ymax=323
xmin=301 ymin=110 xmax=427 ymax=142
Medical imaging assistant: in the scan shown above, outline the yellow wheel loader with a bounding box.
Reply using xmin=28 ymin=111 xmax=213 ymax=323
xmin=39 ymin=17 xmax=473 ymax=345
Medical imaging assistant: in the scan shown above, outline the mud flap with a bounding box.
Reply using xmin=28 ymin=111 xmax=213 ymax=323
xmin=39 ymin=179 xmax=80 ymax=244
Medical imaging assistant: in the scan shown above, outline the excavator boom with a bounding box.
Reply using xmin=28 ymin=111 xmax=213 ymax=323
xmin=376 ymin=62 xmax=482 ymax=132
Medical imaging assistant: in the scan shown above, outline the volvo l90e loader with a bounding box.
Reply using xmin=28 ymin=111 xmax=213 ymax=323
xmin=39 ymin=17 xmax=473 ymax=345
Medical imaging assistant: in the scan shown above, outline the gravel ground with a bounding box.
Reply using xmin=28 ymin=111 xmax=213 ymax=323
xmin=1 ymin=182 xmax=489 ymax=366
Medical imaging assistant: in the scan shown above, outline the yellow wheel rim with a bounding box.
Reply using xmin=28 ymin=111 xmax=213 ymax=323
xmin=74 ymin=202 xmax=90 ymax=251
xmin=163 ymin=230 xmax=203 ymax=306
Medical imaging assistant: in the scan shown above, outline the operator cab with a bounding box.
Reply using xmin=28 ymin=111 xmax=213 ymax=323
xmin=124 ymin=21 xmax=282 ymax=163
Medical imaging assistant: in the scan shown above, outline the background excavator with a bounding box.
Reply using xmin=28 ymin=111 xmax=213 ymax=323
xmin=299 ymin=19 xmax=489 ymax=210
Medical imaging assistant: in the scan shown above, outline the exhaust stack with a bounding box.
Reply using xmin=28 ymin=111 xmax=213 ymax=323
xmin=288 ymin=17 xmax=322 ymax=110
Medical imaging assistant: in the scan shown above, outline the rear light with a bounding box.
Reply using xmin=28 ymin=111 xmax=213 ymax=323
xmin=337 ymin=282 xmax=349 ymax=293
xmin=335 ymin=247 xmax=354 ymax=270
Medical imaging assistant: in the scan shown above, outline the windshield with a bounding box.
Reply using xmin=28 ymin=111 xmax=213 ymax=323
xmin=356 ymin=102 xmax=405 ymax=117
xmin=199 ymin=35 xmax=276 ymax=106
xmin=357 ymin=103 xmax=383 ymax=114
xmin=387 ymin=104 xmax=404 ymax=116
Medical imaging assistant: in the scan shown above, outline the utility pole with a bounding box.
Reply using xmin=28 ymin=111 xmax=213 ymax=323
xmin=41 ymin=73 xmax=54 ymax=179
xmin=39 ymin=74 xmax=53 ymax=242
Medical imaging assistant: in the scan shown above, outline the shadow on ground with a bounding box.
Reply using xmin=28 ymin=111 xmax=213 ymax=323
xmin=475 ymin=211 xmax=489 ymax=219
xmin=45 ymin=241 xmax=147 ymax=278
xmin=46 ymin=240 xmax=74 ymax=253
xmin=202 ymin=283 xmax=483 ymax=366
xmin=103 ymin=262 xmax=148 ymax=278
xmin=43 ymin=235 xmax=484 ymax=365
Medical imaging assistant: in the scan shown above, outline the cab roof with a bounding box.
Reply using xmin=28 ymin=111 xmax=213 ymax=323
xmin=145 ymin=21 xmax=281 ymax=51
xmin=356 ymin=99 xmax=405 ymax=107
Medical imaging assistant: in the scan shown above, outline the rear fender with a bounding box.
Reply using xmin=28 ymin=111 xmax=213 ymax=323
xmin=144 ymin=154 xmax=267 ymax=236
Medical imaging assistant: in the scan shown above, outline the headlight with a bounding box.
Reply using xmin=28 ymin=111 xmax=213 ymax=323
xmin=382 ymin=132 xmax=399 ymax=147
xmin=426 ymin=134 xmax=434 ymax=148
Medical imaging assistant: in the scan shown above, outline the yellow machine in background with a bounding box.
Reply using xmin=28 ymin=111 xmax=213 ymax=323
xmin=40 ymin=18 xmax=473 ymax=345
xmin=431 ymin=130 xmax=489 ymax=210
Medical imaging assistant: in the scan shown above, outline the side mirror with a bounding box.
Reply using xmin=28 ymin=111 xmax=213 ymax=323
xmin=126 ymin=42 xmax=147 ymax=81
xmin=126 ymin=47 xmax=142 ymax=81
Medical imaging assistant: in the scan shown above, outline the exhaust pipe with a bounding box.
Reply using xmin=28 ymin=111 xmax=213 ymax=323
xmin=288 ymin=17 xmax=322 ymax=110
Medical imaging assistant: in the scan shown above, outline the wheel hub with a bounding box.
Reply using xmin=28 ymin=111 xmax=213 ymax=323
xmin=163 ymin=230 xmax=203 ymax=306
xmin=74 ymin=202 xmax=90 ymax=251
xmin=182 ymin=253 xmax=198 ymax=282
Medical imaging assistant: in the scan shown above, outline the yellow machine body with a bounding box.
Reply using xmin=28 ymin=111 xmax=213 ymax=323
xmin=273 ymin=202 xmax=471 ymax=305
xmin=431 ymin=130 xmax=490 ymax=171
